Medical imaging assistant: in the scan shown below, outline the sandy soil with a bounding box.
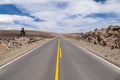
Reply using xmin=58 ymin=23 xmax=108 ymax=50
xmin=0 ymin=39 xmax=51 ymax=66
xmin=69 ymin=38 xmax=120 ymax=67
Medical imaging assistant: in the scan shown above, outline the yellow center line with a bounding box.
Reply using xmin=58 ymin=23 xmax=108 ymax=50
xmin=54 ymin=39 xmax=62 ymax=80
xmin=60 ymin=48 xmax=62 ymax=59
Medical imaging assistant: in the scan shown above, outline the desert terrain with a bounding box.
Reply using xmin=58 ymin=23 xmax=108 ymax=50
xmin=0 ymin=30 xmax=57 ymax=66
xmin=62 ymin=25 xmax=120 ymax=67
xmin=0 ymin=25 xmax=120 ymax=67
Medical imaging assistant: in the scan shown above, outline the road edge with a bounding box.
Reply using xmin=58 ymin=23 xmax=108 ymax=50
xmin=0 ymin=38 xmax=55 ymax=70
xmin=63 ymin=38 xmax=120 ymax=71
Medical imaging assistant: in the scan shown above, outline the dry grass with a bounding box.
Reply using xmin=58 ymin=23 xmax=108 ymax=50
xmin=0 ymin=30 xmax=57 ymax=38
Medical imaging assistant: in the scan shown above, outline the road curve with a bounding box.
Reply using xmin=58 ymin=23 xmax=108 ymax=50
xmin=0 ymin=38 xmax=120 ymax=80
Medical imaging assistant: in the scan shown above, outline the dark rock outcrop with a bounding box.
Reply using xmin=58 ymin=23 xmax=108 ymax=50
xmin=75 ymin=25 xmax=120 ymax=49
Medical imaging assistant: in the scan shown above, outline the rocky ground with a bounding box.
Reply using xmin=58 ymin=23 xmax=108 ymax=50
xmin=62 ymin=25 xmax=120 ymax=67
xmin=0 ymin=30 xmax=56 ymax=66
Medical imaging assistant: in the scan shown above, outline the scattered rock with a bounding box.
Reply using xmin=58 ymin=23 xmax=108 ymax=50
xmin=74 ymin=25 xmax=120 ymax=49
xmin=0 ymin=37 xmax=42 ymax=51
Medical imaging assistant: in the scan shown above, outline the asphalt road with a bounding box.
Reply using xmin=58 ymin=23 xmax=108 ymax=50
xmin=0 ymin=38 xmax=120 ymax=80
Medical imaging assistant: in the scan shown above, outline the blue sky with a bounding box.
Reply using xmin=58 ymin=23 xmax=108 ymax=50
xmin=0 ymin=0 xmax=120 ymax=33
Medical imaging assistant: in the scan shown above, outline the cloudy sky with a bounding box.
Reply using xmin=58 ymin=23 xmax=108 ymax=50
xmin=0 ymin=0 xmax=120 ymax=33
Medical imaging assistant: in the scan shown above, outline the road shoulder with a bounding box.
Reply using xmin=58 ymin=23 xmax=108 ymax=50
xmin=0 ymin=38 xmax=54 ymax=67
xmin=64 ymin=38 xmax=120 ymax=70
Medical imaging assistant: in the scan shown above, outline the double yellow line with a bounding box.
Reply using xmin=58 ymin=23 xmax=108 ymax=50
xmin=55 ymin=39 xmax=62 ymax=80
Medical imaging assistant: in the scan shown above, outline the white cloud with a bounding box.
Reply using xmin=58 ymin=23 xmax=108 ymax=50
xmin=0 ymin=14 xmax=33 ymax=23
xmin=0 ymin=24 xmax=22 ymax=30
xmin=0 ymin=0 xmax=120 ymax=33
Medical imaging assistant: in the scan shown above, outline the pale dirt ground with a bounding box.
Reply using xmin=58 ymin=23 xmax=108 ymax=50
xmin=0 ymin=39 xmax=51 ymax=66
xmin=69 ymin=38 xmax=120 ymax=67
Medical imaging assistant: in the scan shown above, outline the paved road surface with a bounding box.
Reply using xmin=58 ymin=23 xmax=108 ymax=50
xmin=0 ymin=38 xmax=120 ymax=80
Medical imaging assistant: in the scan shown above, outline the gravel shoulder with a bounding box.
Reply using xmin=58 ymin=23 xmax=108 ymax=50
xmin=68 ymin=38 xmax=120 ymax=67
xmin=0 ymin=39 xmax=51 ymax=66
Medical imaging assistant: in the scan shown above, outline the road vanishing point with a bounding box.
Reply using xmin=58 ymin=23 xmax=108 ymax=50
xmin=0 ymin=38 xmax=120 ymax=80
